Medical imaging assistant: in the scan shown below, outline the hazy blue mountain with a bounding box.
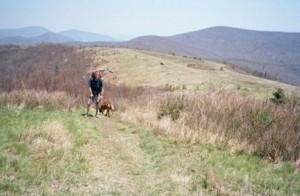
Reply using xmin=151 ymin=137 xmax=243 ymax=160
xmin=169 ymin=26 xmax=300 ymax=85
xmin=117 ymin=35 xmax=214 ymax=58
xmin=60 ymin=29 xmax=117 ymax=42
xmin=170 ymin=26 xmax=300 ymax=65
xmin=0 ymin=26 xmax=50 ymax=39
xmin=0 ymin=36 xmax=29 ymax=45
xmin=0 ymin=26 xmax=117 ymax=43
xmin=0 ymin=32 xmax=74 ymax=44
xmin=30 ymin=32 xmax=74 ymax=43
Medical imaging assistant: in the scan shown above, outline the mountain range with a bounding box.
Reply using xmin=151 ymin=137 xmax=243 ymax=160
xmin=0 ymin=26 xmax=117 ymax=44
xmin=1 ymin=26 xmax=299 ymax=85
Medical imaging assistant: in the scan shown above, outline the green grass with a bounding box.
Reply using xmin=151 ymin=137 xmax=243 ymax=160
xmin=0 ymin=108 xmax=99 ymax=195
xmin=137 ymin=128 xmax=300 ymax=195
xmin=1 ymin=107 xmax=299 ymax=195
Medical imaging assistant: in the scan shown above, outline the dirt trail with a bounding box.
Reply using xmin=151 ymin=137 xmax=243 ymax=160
xmin=66 ymin=115 xmax=184 ymax=195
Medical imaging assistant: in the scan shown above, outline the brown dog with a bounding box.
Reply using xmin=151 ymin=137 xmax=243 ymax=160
xmin=99 ymin=102 xmax=114 ymax=117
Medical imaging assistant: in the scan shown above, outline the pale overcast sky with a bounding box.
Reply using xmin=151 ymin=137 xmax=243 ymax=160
xmin=1 ymin=0 xmax=299 ymax=40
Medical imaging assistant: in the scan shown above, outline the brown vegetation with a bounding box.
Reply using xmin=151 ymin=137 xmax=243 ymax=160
xmin=0 ymin=90 xmax=76 ymax=110
xmin=1 ymin=44 xmax=299 ymax=163
xmin=106 ymin=85 xmax=300 ymax=163
xmin=0 ymin=44 xmax=93 ymax=104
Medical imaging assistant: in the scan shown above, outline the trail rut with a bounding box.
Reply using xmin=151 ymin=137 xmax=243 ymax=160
xmin=66 ymin=115 xmax=179 ymax=195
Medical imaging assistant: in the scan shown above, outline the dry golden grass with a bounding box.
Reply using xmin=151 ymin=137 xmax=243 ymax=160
xmin=0 ymin=90 xmax=77 ymax=110
xmin=114 ymin=86 xmax=300 ymax=163
xmin=89 ymin=47 xmax=300 ymax=98
xmin=20 ymin=121 xmax=72 ymax=161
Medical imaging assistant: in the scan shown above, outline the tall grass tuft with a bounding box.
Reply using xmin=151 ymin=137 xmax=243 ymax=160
xmin=0 ymin=90 xmax=77 ymax=111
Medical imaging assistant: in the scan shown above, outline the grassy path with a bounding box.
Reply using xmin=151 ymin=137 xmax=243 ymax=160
xmin=64 ymin=113 xmax=300 ymax=195
xmin=1 ymin=109 xmax=299 ymax=195
xmin=68 ymin=115 xmax=171 ymax=195
xmin=69 ymin=116 xmax=191 ymax=195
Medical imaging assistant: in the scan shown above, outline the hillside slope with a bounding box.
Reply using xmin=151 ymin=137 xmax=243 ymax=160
xmin=89 ymin=47 xmax=300 ymax=98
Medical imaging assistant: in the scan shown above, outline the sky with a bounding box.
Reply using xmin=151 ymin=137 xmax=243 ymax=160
xmin=0 ymin=0 xmax=299 ymax=40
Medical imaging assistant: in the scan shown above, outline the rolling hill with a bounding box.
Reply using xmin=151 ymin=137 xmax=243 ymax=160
xmin=96 ymin=27 xmax=300 ymax=85
xmin=89 ymin=47 xmax=300 ymax=97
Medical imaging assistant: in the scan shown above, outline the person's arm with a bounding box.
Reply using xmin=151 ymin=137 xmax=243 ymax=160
xmin=88 ymin=79 xmax=93 ymax=97
xmin=89 ymin=87 xmax=93 ymax=97
xmin=100 ymin=88 xmax=104 ymax=98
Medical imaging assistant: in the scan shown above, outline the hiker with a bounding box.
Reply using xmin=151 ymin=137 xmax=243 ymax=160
xmin=86 ymin=70 xmax=104 ymax=117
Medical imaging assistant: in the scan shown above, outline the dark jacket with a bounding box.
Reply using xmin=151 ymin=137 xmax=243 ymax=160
xmin=89 ymin=77 xmax=104 ymax=95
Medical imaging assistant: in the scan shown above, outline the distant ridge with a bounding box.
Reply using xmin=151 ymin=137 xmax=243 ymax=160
xmin=60 ymin=29 xmax=117 ymax=42
xmin=0 ymin=26 xmax=50 ymax=39
xmin=0 ymin=26 xmax=117 ymax=44
xmin=30 ymin=32 xmax=74 ymax=43
xmin=169 ymin=26 xmax=300 ymax=85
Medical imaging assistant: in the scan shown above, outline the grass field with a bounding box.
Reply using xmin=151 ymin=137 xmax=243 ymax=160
xmin=90 ymin=47 xmax=300 ymax=98
xmin=1 ymin=108 xmax=299 ymax=195
xmin=0 ymin=108 xmax=97 ymax=195
xmin=1 ymin=46 xmax=300 ymax=195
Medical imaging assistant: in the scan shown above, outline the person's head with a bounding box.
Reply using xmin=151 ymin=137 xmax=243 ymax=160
xmin=93 ymin=70 xmax=101 ymax=79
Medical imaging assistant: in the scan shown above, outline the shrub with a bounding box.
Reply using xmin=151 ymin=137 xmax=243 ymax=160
xmin=270 ymin=88 xmax=287 ymax=104
xmin=158 ymin=96 xmax=186 ymax=121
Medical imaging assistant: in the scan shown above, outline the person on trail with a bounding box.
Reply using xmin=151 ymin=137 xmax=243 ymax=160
xmin=86 ymin=70 xmax=104 ymax=117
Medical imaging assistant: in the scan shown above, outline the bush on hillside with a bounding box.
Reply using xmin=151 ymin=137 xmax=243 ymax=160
xmin=270 ymin=88 xmax=287 ymax=104
xmin=158 ymin=96 xmax=186 ymax=121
